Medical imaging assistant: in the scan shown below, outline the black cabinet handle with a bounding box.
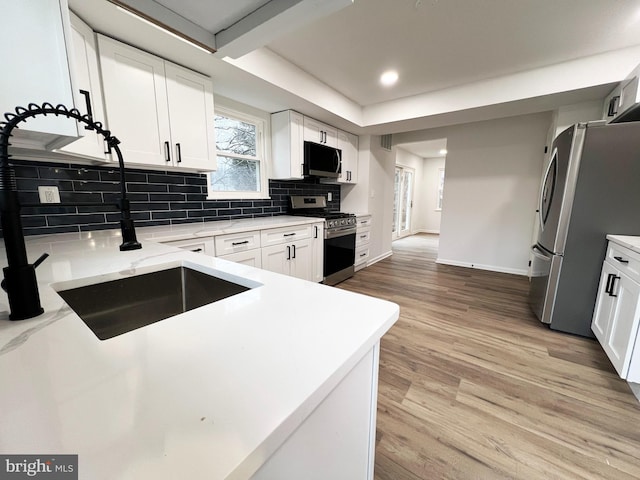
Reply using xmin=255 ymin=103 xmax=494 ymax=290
xmin=176 ymin=143 xmax=182 ymax=163
xmin=614 ymin=256 xmax=629 ymax=264
xmin=292 ymin=244 xmax=296 ymax=259
xmin=232 ymin=240 xmax=249 ymax=246
xmin=284 ymin=233 xmax=296 ymax=237
xmin=287 ymin=245 xmax=291 ymax=260
xmin=608 ymin=96 xmax=620 ymax=117
xmin=164 ymin=141 xmax=171 ymax=163
xmin=79 ymin=89 xmax=94 ymax=126
xmin=191 ymin=248 xmax=203 ymax=253
xmin=360 ymin=252 xmax=367 ymax=257
xmin=314 ymin=225 xmax=318 ymax=238
xmin=605 ymin=273 xmax=615 ymax=294
xmin=607 ymin=274 xmax=621 ymax=297
xmin=360 ymin=234 xmax=367 ymax=239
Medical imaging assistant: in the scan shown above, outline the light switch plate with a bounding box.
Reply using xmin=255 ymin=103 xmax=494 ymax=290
xmin=38 ymin=186 xmax=61 ymax=203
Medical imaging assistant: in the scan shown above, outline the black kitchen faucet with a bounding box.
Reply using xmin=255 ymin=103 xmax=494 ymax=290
xmin=0 ymin=102 xmax=141 ymax=320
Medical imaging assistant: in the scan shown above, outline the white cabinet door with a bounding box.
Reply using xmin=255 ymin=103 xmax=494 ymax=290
xmin=98 ymin=34 xmax=170 ymax=167
xmin=219 ymin=249 xmax=262 ymax=268
xmin=603 ymin=271 xmax=640 ymax=378
xmin=311 ymin=223 xmax=324 ymax=283
xmin=58 ymin=12 xmax=107 ymax=160
xmin=161 ymin=237 xmax=215 ymax=256
xmin=164 ymin=62 xmax=216 ymax=171
xmin=289 ymin=238 xmax=313 ymax=282
xmin=592 ymin=262 xmax=616 ymax=344
xmin=1 ymin=0 xmax=79 ymax=149
xmin=337 ymin=130 xmax=358 ymax=184
xmin=262 ymin=244 xmax=291 ymax=276
xmin=303 ymin=117 xmax=337 ymax=147
xmin=271 ymin=110 xmax=304 ymax=179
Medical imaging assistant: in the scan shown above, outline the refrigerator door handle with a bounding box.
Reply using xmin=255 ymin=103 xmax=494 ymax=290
xmin=531 ymin=244 xmax=552 ymax=261
xmin=538 ymin=152 xmax=556 ymax=232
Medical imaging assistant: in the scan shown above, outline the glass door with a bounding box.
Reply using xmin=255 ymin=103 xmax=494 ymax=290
xmin=393 ymin=166 xmax=415 ymax=240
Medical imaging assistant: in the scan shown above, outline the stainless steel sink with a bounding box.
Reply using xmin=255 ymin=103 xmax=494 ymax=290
xmin=56 ymin=266 xmax=251 ymax=340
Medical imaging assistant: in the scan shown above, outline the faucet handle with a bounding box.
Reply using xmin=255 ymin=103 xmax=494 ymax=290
xmin=1 ymin=253 xmax=49 ymax=292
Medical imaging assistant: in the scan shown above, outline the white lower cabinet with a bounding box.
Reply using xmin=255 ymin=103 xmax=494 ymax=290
xmin=262 ymin=238 xmax=313 ymax=281
xmin=311 ymin=222 xmax=324 ymax=282
xmin=355 ymin=215 xmax=372 ymax=271
xmin=218 ymin=249 xmax=262 ymax=268
xmin=592 ymin=240 xmax=640 ymax=381
xmin=161 ymin=237 xmax=215 ymax=256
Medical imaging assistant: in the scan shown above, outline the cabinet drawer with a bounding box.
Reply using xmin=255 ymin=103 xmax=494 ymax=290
xmin=215 ymin=231 xmax=261 ymax=256
xmin=355 ymin=246 xmax=369 ymax=270
xmin=261 ymin=224 xmax=312 ymax=247
xmin=606 ymin=242 xmax=640 ymax=284
xmin=162 ymin=237 xmax=214 ymax=255
xmin=218 ymin=249 xmax=262 ymax=269
xmin=356 ymin=216 xmax=372 ymax=228
xmin=356 ymin=229 xmax=371 ymax=247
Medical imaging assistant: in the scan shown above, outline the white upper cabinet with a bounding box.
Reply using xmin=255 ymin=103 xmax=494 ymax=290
xmin=337 ymin=130 xmax=358 ymax=184
xmin=271 ymin=110 xmax=304 ymax=179
xmin=303 ymin=117 xmax=337 ymax=147
xmin=57 ymin=12 xmax=108 ymax=161
xmin=1 ymin=0 xmax=79 ymax=150
xmin=97 ymin=35 xmax=216 ymax=171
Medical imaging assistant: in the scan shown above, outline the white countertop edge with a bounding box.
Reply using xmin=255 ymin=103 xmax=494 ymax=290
xmin=607 ymin=235 xmax=640 ymax=254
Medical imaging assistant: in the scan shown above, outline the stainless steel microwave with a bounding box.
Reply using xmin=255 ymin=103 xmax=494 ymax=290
xmin=303 ymin=141 xmax=341 ymax=178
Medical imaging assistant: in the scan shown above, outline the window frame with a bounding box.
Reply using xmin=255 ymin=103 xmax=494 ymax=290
xmin=207 ymin=105 xmax=270 ymax=200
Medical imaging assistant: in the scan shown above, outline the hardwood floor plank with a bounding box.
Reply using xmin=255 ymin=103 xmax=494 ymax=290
xmin=337 ymin=233 xmax=640 ymax=480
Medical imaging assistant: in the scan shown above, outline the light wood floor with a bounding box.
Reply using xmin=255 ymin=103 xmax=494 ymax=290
xmin=338 ymin=233 xmax=640 ymax=480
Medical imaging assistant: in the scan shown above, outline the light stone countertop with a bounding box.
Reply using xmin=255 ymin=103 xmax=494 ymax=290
xmin=0 ymin=227 xmax=399 ymax=479
xmin=607 ymin=235 xmax=640 ymax=255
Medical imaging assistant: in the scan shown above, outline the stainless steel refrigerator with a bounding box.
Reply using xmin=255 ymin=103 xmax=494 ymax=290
xmin=529 ymin=120 xmax=640 ymax=337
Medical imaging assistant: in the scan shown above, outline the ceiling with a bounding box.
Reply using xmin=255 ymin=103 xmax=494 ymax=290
xmin=72 ymin=0 xmax=640 ymax=157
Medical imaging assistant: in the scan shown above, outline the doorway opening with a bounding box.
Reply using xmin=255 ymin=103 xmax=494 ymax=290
xmin=393 ymin=165 xmax=415 ymax=240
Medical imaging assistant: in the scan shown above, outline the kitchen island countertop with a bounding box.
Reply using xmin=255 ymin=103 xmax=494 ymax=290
xmin=0 ymin=228 xmax=398 ymax=479
xmin=607 ymin=235 xmax=640 ymax=255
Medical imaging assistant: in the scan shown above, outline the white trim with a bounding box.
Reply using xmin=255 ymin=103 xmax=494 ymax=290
xmin=435 ymin=258 xmax=528 ymax=276
xmin=367 ymin=251 xmax=393 ymax=267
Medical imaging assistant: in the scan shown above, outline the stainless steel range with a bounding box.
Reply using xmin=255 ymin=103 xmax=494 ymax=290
xmin=290 ymin=195 xmax=356 ymax=285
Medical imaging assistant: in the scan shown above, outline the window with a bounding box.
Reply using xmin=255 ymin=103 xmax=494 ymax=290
xmin=436 ymin=168 xmax=445 ymax=210
xmin=207 ymin=107 xmax=268 ymax=199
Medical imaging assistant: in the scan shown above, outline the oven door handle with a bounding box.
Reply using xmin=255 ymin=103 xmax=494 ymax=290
xmin=325 ymin=227 xmax=356 ymax=239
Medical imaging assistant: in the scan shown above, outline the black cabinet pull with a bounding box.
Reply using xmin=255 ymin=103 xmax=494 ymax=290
xmin=284 ymin=232 xmax=296 ymax=237
xmin=164 ymin=141 xmax=171 ymax=163
xmin=314 ymin=225 xmax=318 ymax=238
xmin=614 ymin=256 xmax=629 ymax=264
xmin=605 ymin=273 xmax=615 ymax=294
xmin=608 ymin=274 xmax=621 ymax=297
xmin=360 ymin=252 xmax=367 ymax=257
xmin=79 ymin=89 xmax=94 ymax=126
xmin=292 ymin=244 xmax=296 ymax=259
xmin=360 ymin=234 xmax=367 ymax=239
xmin=191 ymin=248 xmax=203 ymax=253
xmin=232 ymin=240 xmax=250 ymax=246
xmin=176 ymin=143 xmax=182 ymax=163
xmin=608 ymin=96 xmax=620 ymax=117
xmin=287 ymin=245 xmax=291 ymax=260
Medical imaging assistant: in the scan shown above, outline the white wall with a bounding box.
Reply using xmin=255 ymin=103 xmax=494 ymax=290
xmin=553 ymin=100 xmax=602 ymax=138
xmin=394 ymin=111 xmax=552 ymax=275
xmin=422 ymin=157 xmax=446 ymax=233
xmin=342 ymin=135 xmax=395 ymax=264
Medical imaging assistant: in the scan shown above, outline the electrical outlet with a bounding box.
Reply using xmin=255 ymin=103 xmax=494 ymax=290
xmin=327 ymin=192 xmax=332 ymax=202
xmin=38 ymin=186 xmax=61 ymax=204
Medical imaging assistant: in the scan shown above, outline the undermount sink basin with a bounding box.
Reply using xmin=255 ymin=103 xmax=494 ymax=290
xmin=56 ymin=265 xmax=252 ymax=340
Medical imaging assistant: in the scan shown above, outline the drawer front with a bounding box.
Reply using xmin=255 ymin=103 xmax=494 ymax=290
xmin=607 ymin=242 xmax=640 ymax=284
xmin=357 ymin=216 xmax=372 ymax=228
xmin=162 ymin=238 xmax=214 ymax=256
xmin=215 ymin=231 xmax=261 ymax=256
xmin=261 ymin=224 xmax=312 ymax=247
xmin=219 ymin=249 xmax=262 ymax=269
xmin=355 ymin=245 xmax=369 ymax=268
xmin=356 ymin=229 xmax=371 ymax=247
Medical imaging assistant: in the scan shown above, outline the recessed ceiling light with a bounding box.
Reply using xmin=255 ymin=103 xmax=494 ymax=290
xmin=439 ymin=149 xmax=448 ymax=155
xmin=380 ymin=70 xmax=399 ymax=87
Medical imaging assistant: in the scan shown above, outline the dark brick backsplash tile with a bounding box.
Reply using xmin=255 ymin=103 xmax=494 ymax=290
xmin=9 ymin=161 xmax=341 ymax=237
xmin=80 ymin=222 xmax=119 ymax=232
xmin=73 ymin=181 xmax=120 ymax=192
xmin=168 ymin=184 xmax=202 ymax=194
xmin=127 ymin=183 xmax=168 ymax=193
xmin=152 ymin=211 xmax=188 ymax=220
xmin=147 ymin=174 xmax=185 ymax=185
xmin=48 ymin=213 xmax=107 ymax=226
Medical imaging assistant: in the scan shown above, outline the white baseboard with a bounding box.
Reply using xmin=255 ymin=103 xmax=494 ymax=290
xmin=629 ymin=382 xmax=640 ymax=403
xmin=367 ymin=250 xmax=392 ymax=267
xmin=415 ymin=229 xmax=440 ymax=234
xmin=435 ymin=258 xmax=528 ymax=276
